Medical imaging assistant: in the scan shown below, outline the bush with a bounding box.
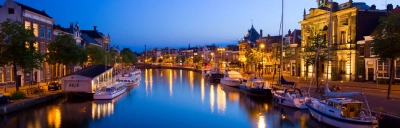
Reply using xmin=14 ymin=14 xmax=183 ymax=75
xmin=10 ymin=90 xmax=26 ymax=100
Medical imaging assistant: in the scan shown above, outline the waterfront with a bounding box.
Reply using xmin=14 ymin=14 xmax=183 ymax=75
xmin=0 ymin=68 xmax=373 ymax=128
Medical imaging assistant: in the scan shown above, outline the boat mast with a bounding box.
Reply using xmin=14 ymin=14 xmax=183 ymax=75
xmin=280 ymin=0 xmax=284 ymax=83
xmin=325 ymin=0 xmax=333 ymax=87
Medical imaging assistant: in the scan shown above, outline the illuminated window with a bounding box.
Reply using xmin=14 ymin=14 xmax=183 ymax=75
xmin=0 ymin=67 xmax=2 ymax=82
xmin=33 ymin=23 xmax=38 ymax=37
xmin=24 ymin=21 xmax=31 ymax=30
xmin=33 ymin=42 xmax=38 ymax=51
xmin=341 ymin=31 xmax=346 ymax=44
xmin=47 ymin=27 xmax=51 ymax=39
xmin=378 ymin=60 xmax=389 ymax=78
xmin=39 ymin=25 xmax=45 ymax=38
xmin=396 ymin=60 xmax=400 ymax=78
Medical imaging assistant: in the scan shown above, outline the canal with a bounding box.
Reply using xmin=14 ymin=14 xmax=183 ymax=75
xmin=1 ymin=69 xmax=333 ymax=128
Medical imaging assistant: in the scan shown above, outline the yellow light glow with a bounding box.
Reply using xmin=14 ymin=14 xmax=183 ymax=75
xmin=47 ymin=107 xmax=61 ymax=128
xmin=282 ymin=115 xmax=286 ymax=119
xmin=201 ymin=77 xmax=205 ymax=104
xmin=189 ymin=71 xmax=194 ymax=92
xmin=169 ymin=69 xmax=173 ymax=97
xmin=258 ymin=115 xmax=266 ymax=128
xmin=217 ymin=84 xmax=226 ymax=114
xmin=210 ymin=85 xmax=215 ymax=113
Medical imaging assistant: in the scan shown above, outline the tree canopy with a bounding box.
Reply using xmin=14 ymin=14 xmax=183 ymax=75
xmin=86 ymin=45 xmax=105 ymax=65
xmin=0 ymin=19 xmax=44 ymax=90
xmin=120 ymin=48 xmax=137 ymax=66
xmin=372 ymin=12 xmax=400 ymax=99
xmin=47 ymin=33 xmax=87 ymax=67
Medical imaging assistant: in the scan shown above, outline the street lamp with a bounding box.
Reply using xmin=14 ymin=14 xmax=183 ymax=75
xmin=260 ymin=43 xmax=265 ymax=74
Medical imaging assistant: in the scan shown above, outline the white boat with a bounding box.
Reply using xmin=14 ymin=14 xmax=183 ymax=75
xmin=306 ymin=94 xmax=378 ymax=127
xmin=118 ymin=75 xmax=141 ymax=86
xmin=220 ymin=70 xmax=243 ymax=87
xmin=239 ymin=72 xmax=272 ymax=96
xmin=272 ymin=88 xmax=308 ymax=109
xmin=93 ymin=82 xmax=127 ymax=100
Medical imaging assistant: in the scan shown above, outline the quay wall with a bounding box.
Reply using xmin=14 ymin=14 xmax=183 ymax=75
xmin=0 ymin=93 xmax=64 ymax=115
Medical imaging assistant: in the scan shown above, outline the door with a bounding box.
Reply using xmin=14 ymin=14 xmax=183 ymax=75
xmin=368 ymin=68 xmax=374 ymax=81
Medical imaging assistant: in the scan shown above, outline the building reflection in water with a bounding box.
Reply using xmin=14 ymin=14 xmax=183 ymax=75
xmin=210 ymin=84 xmax=215 ymax=113
xmin=201 ymin=77 xmax=205 ymax=104
xmin=145 ymin=68 xmax=148 ymax=95
xmin=47 ymin=106 xmax=61 ymax=128
xmin=258 ymin=115 xmax=266 ymax=128
xmin=149 ymin=68 xmax=153 ymax=94
xmin=169 ymin=69 xmax=173 ymax=97
xmin=189 ymin=71 xmax=194 ymax=92
xmin=216 ymin=84 xmax=226 ymax=114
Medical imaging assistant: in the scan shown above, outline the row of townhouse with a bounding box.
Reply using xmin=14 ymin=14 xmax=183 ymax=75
xmin=0 ymin=0 xmax=113 ymax=85
xmin=238 ymin=1 xmax=400 ymax=82
xmin=139 ymin=44 xmax=239 ymax=67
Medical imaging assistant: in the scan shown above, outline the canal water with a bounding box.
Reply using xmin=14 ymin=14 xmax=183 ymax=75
xmin=0 ymin=68 xmax=345 ymax=128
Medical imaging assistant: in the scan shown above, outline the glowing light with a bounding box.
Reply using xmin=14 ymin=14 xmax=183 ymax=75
xmin=47 ymin=107 xmax=61 ymax=128
xmin=201 ymin=77 xmax=205 ymax=104
xmin=282 ymin=115 xmax=286 ymax=119
xmin=210 ymin=84 xmax=215 ymax=113
xmin=258 ymin=115 xmax=266 ymax=128
xmin=169 ymin=69 xmax=173 ymax=97
xmin=216 ymin=84 xmax=226 ymax=114
xmin=189 ymin=71 xmax=194 ymax=92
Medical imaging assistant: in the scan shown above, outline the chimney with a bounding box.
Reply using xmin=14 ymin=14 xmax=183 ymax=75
xmin=387 ymin=4 xmax=394 ymax=12
xmin=260 ymin=29 xmax=263 ymax=37
xmin=93 ymin=26 xmax=97 ymax=31
xmin=288 ymin=29 xmax=291 ymax=36
xmin=370 ymin=4 xmax=376 ymax=10
xmin=331 ymin=2 xmax=339 ymax=12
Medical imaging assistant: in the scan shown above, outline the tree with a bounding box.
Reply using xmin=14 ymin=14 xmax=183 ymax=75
xmin=158 ymin=58 xmax=163 ymax=63
xmin=120 ymin=48 xmax=137 ymax=67
xmin=86 ymin=45 xmax=105 ymax=65
xmin=372 ymin=12 xmax=400 ymax=99
xmin=47 ymin=33 xmax=87 ymax=78
xmin=245 ymin=48 xmax=262 ymax=71
xmin=300 ymin=34 xmax=327 ymax=89
xmin=151 ymin=56 xmax=157 ymax=63
xmin=0 ymin=19 xmax=44 ymax=90
xmin=193 ymin=56 xmax=202 ymax=66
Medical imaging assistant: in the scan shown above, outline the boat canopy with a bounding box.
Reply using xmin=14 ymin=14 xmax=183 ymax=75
xmin=324 ymin=85 xmax=363 ymax=97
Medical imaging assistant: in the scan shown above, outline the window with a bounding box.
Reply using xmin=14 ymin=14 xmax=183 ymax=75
xmin=5 ymin=67 xmax=10 ymax=81
xmin=359 ymin=46 xmax=364 ymax=56
xmin=33 ymin=23 xmax=38 ymax=37
xmin=8 ymin=8 xmax=14 ymax=14
xmin=39 ymin=25 xmax=45 ymax=38
xmin=40 ymin=42 xmax=45 ymax=53
xmin=378 ymin=60 xmax=389 ymax=78
xmin=33 ymin=42 xmax=38 ymax=51
xmin=47 ymin=27 xmax=51 ymax=39
xmin=0 ymin=67 xmax=2 ymax=82
xmin=341 ymin=31 xmax=346 ymax=44
xmin=396 ymin=60 xmax=400 ymax=78
xmin=370 ymin=43 xmax=375 ymax=56
xmin=24 ymin=21 xmax=31 ymax=30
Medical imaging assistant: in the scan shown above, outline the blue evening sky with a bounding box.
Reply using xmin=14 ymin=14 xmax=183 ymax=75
xmin=2 ymin=0 xmax=400 ymax=52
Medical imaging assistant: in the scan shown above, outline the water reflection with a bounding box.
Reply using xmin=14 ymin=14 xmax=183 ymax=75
xmin=0 ymin=69 xmax=335 ymax=128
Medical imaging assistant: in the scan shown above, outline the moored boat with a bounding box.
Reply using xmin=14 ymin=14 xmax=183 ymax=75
xmin=239 ymin=72 xmax=271 ymax=96
xmin=93 ymin=82 xmax=127 ymax=100
xmin=272 ymin=88 xmax=308 ymax=109
xmin=220 ymin=70 xmax=243 ymax=87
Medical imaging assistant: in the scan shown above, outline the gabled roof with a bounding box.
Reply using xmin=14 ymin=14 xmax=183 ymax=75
xmin=227 ymin=45 xmax=239 ymax=51
xmin=81 ymin=30 xmax=102 ymax=38
xmin=244 ymin=25 xmax=260 ymax=43
xmin=53 ymin=24 xmax=73 ymax=34
xmin=15 ymin=2 xmax=52 ymax=18
xmin=81 ymin=33 xmax=101 ymax=45
xmin=64 ymin=65 xmax=112 ymax=78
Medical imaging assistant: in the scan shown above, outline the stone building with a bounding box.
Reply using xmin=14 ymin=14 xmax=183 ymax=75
xmin=299 ymin=0 xmax=387 ymax=81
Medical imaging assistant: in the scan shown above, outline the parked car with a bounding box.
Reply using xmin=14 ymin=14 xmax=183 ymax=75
xmin=48 ymin=81 xmax=61 ymax=91
xmin=0 ymin=94 xmax=11 ymax=104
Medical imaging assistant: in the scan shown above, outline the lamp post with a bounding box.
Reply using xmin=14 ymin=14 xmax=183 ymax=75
xmin=260 ymin=43 xmax=265 ymax=75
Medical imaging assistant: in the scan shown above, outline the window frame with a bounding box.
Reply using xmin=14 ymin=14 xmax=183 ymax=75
xmin=47 ymin=27 xmax=51 ymax=39
xmin=39 ymin=25 xmax=45 ymax=38
xmin=33 ymin=23 xmax=39 ymax=37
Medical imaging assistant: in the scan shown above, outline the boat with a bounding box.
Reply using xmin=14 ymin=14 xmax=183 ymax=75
xmin=117 ymin=69 xmax=141 ymax=86
xmin=93 ymin=82 xmax=128 ymax=100
xmin=239 ymin=72 xmax=271 ymax=96
xmin=205 ymin=66 xmax=224 ymax=82
xmin=272 ymin=88 xmax=308 ymax=109
xmin=220 ymin=70 xmax=243 ymax=87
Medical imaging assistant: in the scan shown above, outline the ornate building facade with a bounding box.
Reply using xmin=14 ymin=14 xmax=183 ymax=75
xmin=299 ymin=0 xmax=386 ymax=81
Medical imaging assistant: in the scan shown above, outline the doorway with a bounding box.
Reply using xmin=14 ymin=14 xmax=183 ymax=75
xmin=368 ymin=68 xmax=374 ymax=81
